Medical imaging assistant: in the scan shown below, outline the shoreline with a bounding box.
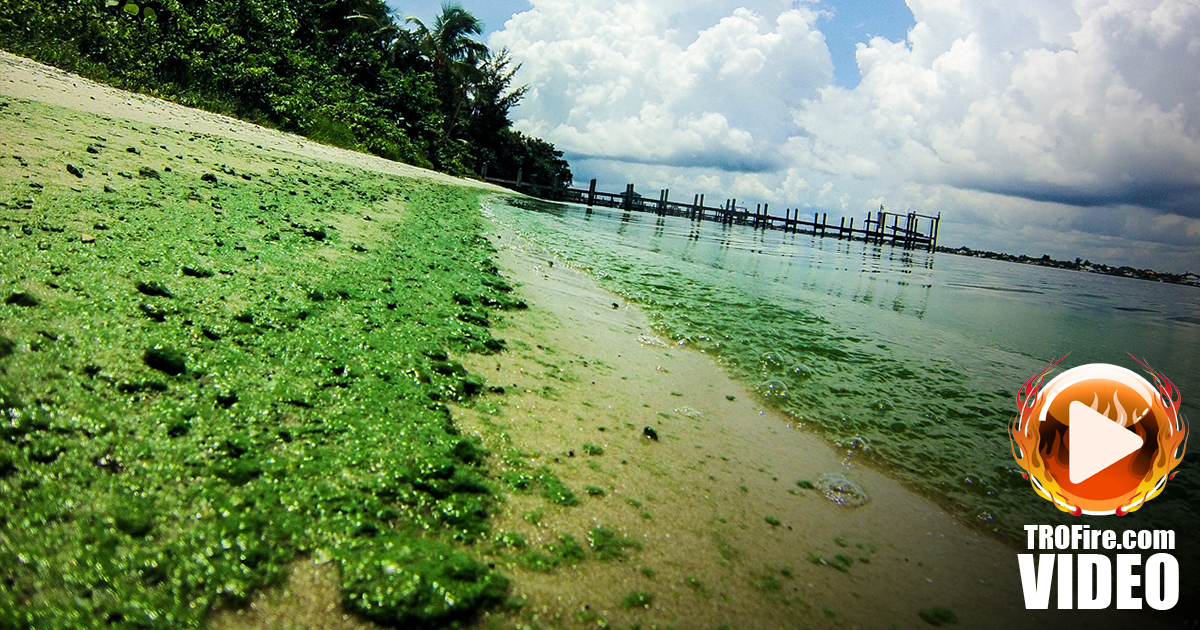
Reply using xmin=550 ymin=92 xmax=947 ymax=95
xmin=1 ymin=51 xmax=1147 ymax=629
xmin=445 ymin=209 xmax=1143 ymax=629
xmin=937 ymin=245 xmax=1199 ymax=286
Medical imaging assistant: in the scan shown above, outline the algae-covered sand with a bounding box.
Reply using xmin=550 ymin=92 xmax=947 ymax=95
xmin=1 ymin=55 xmax=522 ymax=627
xmin=2 ymin=52 xmax=1141 ymax=630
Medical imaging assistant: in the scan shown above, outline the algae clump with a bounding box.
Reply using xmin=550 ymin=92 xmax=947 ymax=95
xmin=0 ymin=98 xmax=521 ymax=628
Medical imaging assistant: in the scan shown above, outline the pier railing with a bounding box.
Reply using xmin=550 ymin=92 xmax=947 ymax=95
xmin=480 ymin=172 xmax=940 ymax=251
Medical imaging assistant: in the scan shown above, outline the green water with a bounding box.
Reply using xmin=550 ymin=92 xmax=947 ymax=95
xmin=484 ymin=196 xmax=1200 ymax=549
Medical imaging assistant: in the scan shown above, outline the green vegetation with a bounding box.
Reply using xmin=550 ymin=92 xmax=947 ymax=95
xmin=515 ymin=534 xmax=586 ymax=571
xmin=756 ymin=574 xmax=783 ymax=592
xmin=498 ymin=453 xmax=579 ymax=506
xmin=620 ymin=590 xmax=654 ymax=609
xmin=522 ymin=507 xmax=544 ymax=524
xmin=547 ymin=534 xmax=587 ymax=564
xmin=808 ymin=553 xmax=854 ymax=573
xmin=517 ymin=550 xmax=559 ymax=572
xmin=496 ymin=531 xmax=529 ymax=550
xmin=0 ymin=0 xmax=571 ymax=185
xmin=0 ymin=99 xmax=520 ymax=627
xmin=582 ymin=442 xmax=604 ymax=455
xmin=918 ymin=606 xmax=958 ymax=626
xmin=588 ymin=526 xmax=642 ymax=561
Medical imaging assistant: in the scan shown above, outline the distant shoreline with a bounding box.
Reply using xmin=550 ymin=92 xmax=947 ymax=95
xmin=937 ymin=245 xmax=1199 ymax=287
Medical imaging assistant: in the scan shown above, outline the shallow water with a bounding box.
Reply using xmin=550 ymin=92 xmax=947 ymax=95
xmin=485 ymin=196 xmax=1200 ymax=543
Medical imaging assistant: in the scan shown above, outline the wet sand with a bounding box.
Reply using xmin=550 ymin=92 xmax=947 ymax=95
xmin=450 ymin=216 xmax=1046 ymax=629
xmin=1 ymin=51 xmax=1139 ymax=629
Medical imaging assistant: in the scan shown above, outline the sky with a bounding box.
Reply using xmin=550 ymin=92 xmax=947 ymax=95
xmin=389 ymin=1 xmax=1200 ymax=273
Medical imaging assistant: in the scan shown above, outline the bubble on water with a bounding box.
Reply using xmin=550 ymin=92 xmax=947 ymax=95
xmin=815 ymin=473 xmax=867 ymax=508
xmin=760 ymin=351 xmax=791 ymax=373
xmin=789 ymin=363 xmax=815 ymax=380
xmin=846 ymin=434 xmax=871 ymax=452
xmin=756 ymin=379 xmax=788 ymax=399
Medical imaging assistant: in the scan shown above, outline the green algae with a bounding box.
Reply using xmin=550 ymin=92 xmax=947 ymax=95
xmin=516 ymin=550 xmax=559 ymax=572
xmin=547 ymin=534 xmax=586 ymax=564
xmin=588 ymin=526 xmax=642 ymax=561
xmin=496 ymin=450 xmax=579 ymax=506
xmin=0 ymin=98 xmax=519 ymax=628
xmin=620 ymin=590 xmax=653 ymax=609
xmin=918 ymin=606 xmax=958 ymax=626
xmin=513 ymin=534 xmax=585 ymax=571
xmin=808 ymin=553 xmax=854 ymax=573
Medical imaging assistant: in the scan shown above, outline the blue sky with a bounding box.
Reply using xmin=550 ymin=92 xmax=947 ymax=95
xmin=387 ymin=1 xmax=525 ymax=38
xmin=387 ymin=1 xmax=1200 ymax=273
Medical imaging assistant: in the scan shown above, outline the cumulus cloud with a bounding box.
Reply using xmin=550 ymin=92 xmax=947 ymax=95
xmin=493 ymin=0 xmax=1200 ymax=269
xmin=491 ymin=1 xmax=833 ymax=171
xmin=799 ymin=0 xmax=1200 ymax=215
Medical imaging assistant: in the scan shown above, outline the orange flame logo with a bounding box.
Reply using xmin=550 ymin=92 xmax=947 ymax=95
xmin=1010 ymin=355 xmax=1188 ymax=515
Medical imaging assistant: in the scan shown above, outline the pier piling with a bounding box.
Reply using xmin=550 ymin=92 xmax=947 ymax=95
xmin=480 ymin=171 xmax=940 ymax=250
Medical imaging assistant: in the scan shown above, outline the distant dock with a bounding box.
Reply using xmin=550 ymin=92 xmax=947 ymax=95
xmin=482 ymin=172 xmax=941 ymax=251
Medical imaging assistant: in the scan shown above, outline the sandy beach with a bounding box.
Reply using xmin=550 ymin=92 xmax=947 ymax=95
xmin=1 ymin=51 xmax=1146 ymax=629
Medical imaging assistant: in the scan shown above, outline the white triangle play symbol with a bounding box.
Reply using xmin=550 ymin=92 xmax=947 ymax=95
xmin=1068 ymin=401 xmax=1144 ymax=484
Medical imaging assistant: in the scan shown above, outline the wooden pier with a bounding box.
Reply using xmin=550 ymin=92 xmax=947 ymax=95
xmin=481 ymin=173 xmax=940 ymax=251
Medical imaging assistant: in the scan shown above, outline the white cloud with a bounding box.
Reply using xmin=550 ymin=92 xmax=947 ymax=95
xmin=800 ymin=0 xmax=1200 ymax=214
xmin=491 ymin=1 xmax=833 ymax=171
xmin=493 ymin=0 xmax=1200 ymax=269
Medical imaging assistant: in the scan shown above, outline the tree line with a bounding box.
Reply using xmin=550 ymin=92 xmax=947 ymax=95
xmin=0 ymin=0 xmax=571 ymax=187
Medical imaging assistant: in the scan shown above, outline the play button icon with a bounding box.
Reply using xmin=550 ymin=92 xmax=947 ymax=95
xmin=1068 ymin=400 xmax=1144 ymax=484
xmin=1013 ymin=361 xmax=1187 ymax=515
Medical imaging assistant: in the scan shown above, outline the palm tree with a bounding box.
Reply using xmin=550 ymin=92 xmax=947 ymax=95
xmin=404 ymin=2 xmax=489 ymax=136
